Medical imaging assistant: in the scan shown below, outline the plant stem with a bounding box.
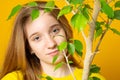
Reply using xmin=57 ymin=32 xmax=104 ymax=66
xmin=63 ymin=50 xmax=76 ymax=80
xmin=82 ymin=0 xmax=101 ymax=80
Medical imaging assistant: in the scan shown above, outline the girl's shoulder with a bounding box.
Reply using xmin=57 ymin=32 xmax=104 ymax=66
xmin=1 ymin=71 xmax=23 ymax=80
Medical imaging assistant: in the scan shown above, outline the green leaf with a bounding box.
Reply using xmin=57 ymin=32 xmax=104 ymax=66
xmin=28 ymin=2 xmax=38 ymax=7
xmin=100 ymin=0 xmax=114 ymax=18
xmin=31 ymin=9 xmax=40 ymax=20
xmin=52 ymin=55 xmax=58 ymax=64
xmin=46 ymin=76 xmax=53 ymax=80
xmin=71 ymin=13 xmax=88 ymax=31
xmin=57 ymin=5 xmax=72 ymax=19
xmin=88 ymin=77 xmax=94 ymax=80
xmin=74 ymin=40 xmax=83 ymax=56
xmin=95 ymin=22 xmax=103 ymax=39
xmin=7 ymin=5 xmax=22 ymax=20
xmin=54 ymin=62 xmax=63 ymax=71
xmin=88 ymin=77 xmax=100 ymax=80
xmin=90 ymin=64 xmax=100 ymax=73
xmin=45 ymin=1 xmax=55 ymax=12
xmin=92 ymin=77 xmax=100 ymax=80
xmin=67 ymin=0 xmax=84 ymax=5
xmin=114 ymin=10 xmax=120 ymax=20
xmin=115 ymin=1 xmax=120 ymax=8
xmin=82 ymin=6 xmax=89 ymax=20
xmin=38 ymin=75 xmax=44 ymax=79
xmin=68 ymin=61 xmax=73 ymax=64
xmin=95 ymin=28 xmax=103 ymax=39
xmin=57 ymin=42 xmax=67 ymax=51
xmin=67 ymin=43 xmax=75 ymax=55
xmin=110 ymin=28 xmax=120 ymax=35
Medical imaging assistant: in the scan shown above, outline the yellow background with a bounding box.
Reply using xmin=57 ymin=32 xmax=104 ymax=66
xmin=0 ymin=0 xmax=120 ymax=80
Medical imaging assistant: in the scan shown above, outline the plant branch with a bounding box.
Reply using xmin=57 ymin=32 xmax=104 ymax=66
xmin=94 ymin=19 xmax=113 ymax=54
xmin=82 ymin=0 xmax=101 ymax=80
xmin=62 ymin=50 xmax=76 ymax=80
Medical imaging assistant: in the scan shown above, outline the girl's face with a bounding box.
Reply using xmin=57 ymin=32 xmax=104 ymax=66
xmin=25 ymin=11 xmax=67 ymax=64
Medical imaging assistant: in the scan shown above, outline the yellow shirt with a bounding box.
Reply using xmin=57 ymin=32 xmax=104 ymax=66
xmin=1 ymin=68 xmax=105 ymax=80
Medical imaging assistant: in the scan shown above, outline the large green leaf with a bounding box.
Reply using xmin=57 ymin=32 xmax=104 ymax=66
xmin=57 ymin=42 xmax=67 ymax=51
xmin=31 ymin=9 xmax=40 ymax=20
xmin=100 ymin=0 xmax=114 ymax=18
xmin=54 ymin=62 xmax=63 ymax=71
xmin=67 ymin=0 xmax=84 ymax=5
xmin=7 ymin=5 xmax=22 ymax=20
xmin=28 ymin=2 xmax=38 ymax=7
xmin=74 ymin=40 xmax=83 ymax=56
xmin=114 ymin=10 xmax=120 ymax=20
xmin=58 ymin=5 xmax=72 ymax=19
xmin=115 ymin=1 xmax=120 ymax=8
xmin=67 ymin=43 xmax=75 ymax=55
xmin=45 ymin=1 xmax=55 ymax=12
xmin=71 ymin=13 xmax=88 ymax=31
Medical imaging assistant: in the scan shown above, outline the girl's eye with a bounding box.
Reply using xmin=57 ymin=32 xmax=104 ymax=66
xmin=53 ymin=28 xmax=59 ymax=34
xmin=33 ymin=36 xmax=40 ymax=41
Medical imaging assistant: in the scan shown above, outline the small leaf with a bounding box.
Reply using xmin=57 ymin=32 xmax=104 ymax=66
xmin=100 ymin=0 xmax=114 ymax=18
xmin=114 ymin=10 xmax=120 ymax=20
xmin=7 ymin=5 xmax=22 ymax=20
xmin=31 ymin=9 xmax=40 ymax=20
xmin=54 ymin=62 xmax=63 ymax=71
xmin=46 ymin=76 xmax=53 ymax=80
xmin=115 ymin=1 xmax=120 ymax=8
xmin=82 ymin=6 xmax=89 ymax=20
xmin=45 ymin=1 xmax=55 ymax=12
xmin=110 ymin=28 xmax=120 ymax=35
xmin=38 ymin=75 xmax=44 ymax=79
xmin=89 ymin=77 xmax=100 ymax=80
xmin=52 ymin=55 xmax=58 ymax=64
xmin=67 ymin=43 xmax=75 ymax=55
xmin=57 ymin=42 xmax=67 ymax=51
xmin=28 ymin=2 xmax=38 ymax=7
xmin=71 ymin=13 xmax=88 ymax=31
xmin=90 ymin=64 xmax=100 ymax=73
xmin=95 ymin=28 xmax=103 ymax=39
xmin=74 ymin=40 xmax=83 ymax=56
xmin=88 ymin=77 xmax=94 ymax=80
xmin=57 ymin=5 xmax=72 ymax=19
xmin=68 ymin=61 xmax=73 ymax=64
xmin=92 ymin=77 xmax=100 ymax=80
xmin=74 ymin=40 xmax=83 ymax=51
xmin=67 ymin=0 xmax=84 ymax=5
xmin=95 ymin=22 xmax=103 ymax=39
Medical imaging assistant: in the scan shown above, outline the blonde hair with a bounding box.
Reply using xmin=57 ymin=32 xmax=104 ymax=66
xmin=0 ymin=1 xmax=83 ymax=80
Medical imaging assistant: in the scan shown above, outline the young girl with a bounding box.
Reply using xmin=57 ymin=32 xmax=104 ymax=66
xmin=0 ymin=1 xmax=105 ymax=80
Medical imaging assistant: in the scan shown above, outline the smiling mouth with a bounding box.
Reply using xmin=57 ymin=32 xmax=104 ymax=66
xmin=47 ymin=50 xmax=59 ymax=56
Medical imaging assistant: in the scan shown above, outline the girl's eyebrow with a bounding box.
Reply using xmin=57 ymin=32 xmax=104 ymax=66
xmin=49 ymin=23 xmax=61 ymax=30
xmin=29 ymin=23 xmax=61 ymax=39
xmin=29 ymin=32 xmax=39 ymax=39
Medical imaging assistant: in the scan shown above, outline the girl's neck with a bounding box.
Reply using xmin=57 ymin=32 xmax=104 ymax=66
xmin=40 ymin=61 xmax=73 ymax=78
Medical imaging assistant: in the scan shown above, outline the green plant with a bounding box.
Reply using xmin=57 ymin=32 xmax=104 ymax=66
xmin=7 ymin=0 xmax=120 ymax=80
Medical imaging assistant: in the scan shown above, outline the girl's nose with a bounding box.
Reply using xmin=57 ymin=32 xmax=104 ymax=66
xmin=45 ymin=35 xmax=57 ymax=49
